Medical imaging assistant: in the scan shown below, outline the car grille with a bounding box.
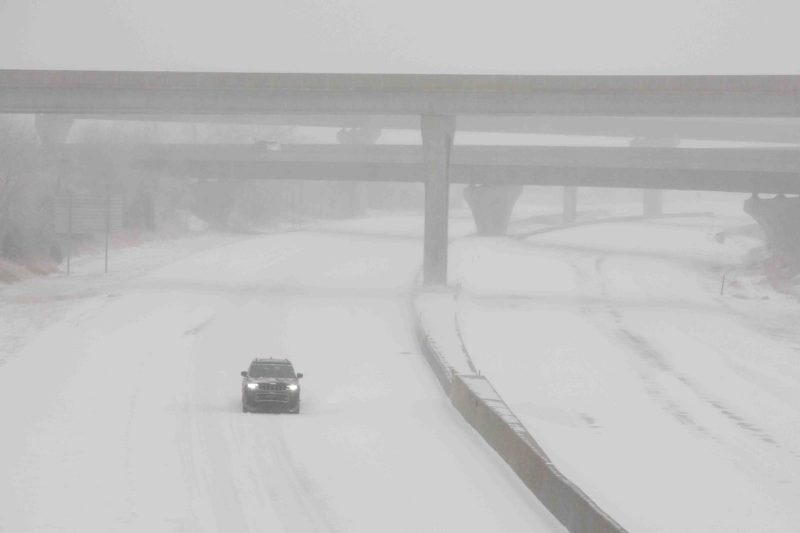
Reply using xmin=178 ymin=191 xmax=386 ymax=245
xmin=254 ymin=392 xmax=289 ymax=403
xmin=258 ymin=383 xmax=288 ymax=391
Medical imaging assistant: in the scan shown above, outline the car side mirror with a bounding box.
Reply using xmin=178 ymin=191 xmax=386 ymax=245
xmin=296 ymin=373 xmax=304 ymax=379
xmin=240 ymin=371 xmax=248 ymax=377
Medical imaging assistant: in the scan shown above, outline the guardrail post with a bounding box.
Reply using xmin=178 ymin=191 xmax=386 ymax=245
xmin=422 ymin=115 xmax=455 ymax=286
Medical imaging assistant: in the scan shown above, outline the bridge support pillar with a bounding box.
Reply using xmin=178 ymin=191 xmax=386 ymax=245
xmin=631 ymin=137 xmax=672 ymax=218
xmin=463 ymin=184 xmax=523 ymax=235
xmin=744 ymin=194 xmax=800 ymax=267
xmin=33 ymin=115 xmax=74 ymax=261
xmin=35 ymin=114 xmax=73 ymax=189
xmin=563 ymin=186 xmax=578 ymax=224
xmin=336 ymin=127 xmax=381 ymax=217
xmin=643 ymin=189 xmax=663 ymax=217
xmin=422 ymin=115 xmax=455 ymax=286
xmin=35 ymin=114 xmax=73 ymax=150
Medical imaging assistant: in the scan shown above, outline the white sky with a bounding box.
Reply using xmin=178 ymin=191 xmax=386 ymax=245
xmin=1 ymin=0 xmax=799 ymax=74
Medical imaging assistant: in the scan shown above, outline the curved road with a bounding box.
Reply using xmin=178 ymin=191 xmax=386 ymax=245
xmin=452 ymin=214 xmax=800 ymax=532
xmin=0 ymin=229 xmax=563 ymax=532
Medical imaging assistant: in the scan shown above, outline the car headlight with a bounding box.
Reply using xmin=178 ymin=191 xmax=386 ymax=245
xmin=246 ymin=383 xmax=259 ymax=390
xmin=287 ymin=383 xmax=298 ymax=391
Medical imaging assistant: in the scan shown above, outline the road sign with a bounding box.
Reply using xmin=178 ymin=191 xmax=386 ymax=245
xmin=55 ymin=194 xmax=122 ymax=235
xmin=55 ymin=193 xmax=123 ymax=275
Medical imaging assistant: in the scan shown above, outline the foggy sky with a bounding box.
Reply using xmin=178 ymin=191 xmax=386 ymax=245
xmin=1 ymin=0 xmax=799 ymax=74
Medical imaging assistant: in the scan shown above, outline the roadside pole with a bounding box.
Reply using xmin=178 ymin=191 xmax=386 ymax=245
xmin=66 ymin=191 xmax=72 ymax=276
xmin=105 ymin=185 xmax=110 ymax=274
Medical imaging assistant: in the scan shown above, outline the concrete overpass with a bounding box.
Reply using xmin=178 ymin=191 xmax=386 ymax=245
xmin=4 ymin=71 xmax=800 ymax=116
xmin=57 ymin=143 xmax=800 ymax=194
xmin=5 ymin=70 xmax=800 ymax=283
xmin=71 ymin=115 xmax=800 ymax=145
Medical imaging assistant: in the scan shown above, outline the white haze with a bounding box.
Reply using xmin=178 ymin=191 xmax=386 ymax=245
xmin=1 ymin=0 xmax=800 ymax=73
xmin=2 ymin=3 xmax=800 ymax=533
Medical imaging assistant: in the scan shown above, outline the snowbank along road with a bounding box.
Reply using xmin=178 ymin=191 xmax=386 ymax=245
xmin=451 ymin=210 xmax=800 ymax=532
xmin=0 ymin=226 xmax=564 ymax=533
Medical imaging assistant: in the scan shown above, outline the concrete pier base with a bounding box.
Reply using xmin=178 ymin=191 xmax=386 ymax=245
xmin=744 ymin=194 xmax=800 ymax=265
xmin=563 ymin=186 xmax=578 ymax=224
xmin=335 ymin=127 xmax=380 ymax=217
xmin=463 ymin=184 xmax=523 ymax=235
xmin=643 ymin=189 xmax=663 ymax=217
xmin=35 ymin=114 xmax=73 ymax=149
xmin=630 ymin=137 xmax=672 ymax=218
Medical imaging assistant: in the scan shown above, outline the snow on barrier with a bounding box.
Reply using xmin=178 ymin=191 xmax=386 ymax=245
xmin=412 ymin=291 xmax=627 ymax=533
xmin=412 ymin=291 xmax=462 ymax=392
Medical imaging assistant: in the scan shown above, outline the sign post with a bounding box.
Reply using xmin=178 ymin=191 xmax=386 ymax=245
xmin=66 ymin=191 xmax=72 ymax=275
xmin=105 ymin=187 xmax=110 ymax=274
xmin=55 ymin=193 xmax=122 ymax=275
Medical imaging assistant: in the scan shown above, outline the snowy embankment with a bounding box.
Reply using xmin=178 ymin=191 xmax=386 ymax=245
xmin=415 ymin=289 xmax=626 ymax=533
xmin=0 ymin=218 xmax=564 ymax=533
xmin=0 ymin=232 xmax=251 ymax=367
xmin=423 ymin=209 xmax=800 ymax=532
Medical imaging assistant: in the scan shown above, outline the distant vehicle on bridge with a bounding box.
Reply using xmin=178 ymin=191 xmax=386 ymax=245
xmin=241 ymin=358 xmax=303 ymax=413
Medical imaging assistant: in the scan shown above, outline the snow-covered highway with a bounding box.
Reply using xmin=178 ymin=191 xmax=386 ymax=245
xmin=450 ymin=209 xmax=800 ymax=532
xmin=5 ymin=202 xmax=798 ymax=532
xmin=0 ymin=228 xmax=564 ymax=532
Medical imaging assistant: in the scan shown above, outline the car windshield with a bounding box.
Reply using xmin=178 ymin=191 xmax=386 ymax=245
xmin=249 ymin=364 xmax=295 ymax=379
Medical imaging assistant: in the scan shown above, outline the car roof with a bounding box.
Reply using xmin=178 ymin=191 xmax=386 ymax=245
xmin=251 ymin=358 xmax=292 ymax=365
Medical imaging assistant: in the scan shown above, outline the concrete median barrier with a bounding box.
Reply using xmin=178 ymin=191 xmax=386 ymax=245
xmin=413 ymin=296 xmax=627 ymax=533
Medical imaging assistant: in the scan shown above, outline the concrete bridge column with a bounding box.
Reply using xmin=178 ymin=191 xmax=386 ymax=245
xmin=35 ymin=114 xmax=74 ymax=191
xmin=631 ymin=136 xmax=674 ymax=217
xmin=643 ymin=189 xmax=663 ymax=217
xmin=35 ymin=114 xmax=73 ymax=150
xmin=744 ymin=193 xmax=800 ymax=267
xmin=336 ymin=127 xmax=381 ymax=217
xmin=563 ymin=186 xmax=578 ymax=224
xmin=422 ymin=115 xmax=455 ymax=286
xmin=463 ymin=184 xmax=523 ymax=235
xmin=34 ymin=115 xmax=74 ymax=261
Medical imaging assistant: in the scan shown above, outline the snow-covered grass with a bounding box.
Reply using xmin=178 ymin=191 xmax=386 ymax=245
xmin=429 ymin=206 xmax=800 ymax=532
xmin=0 ymin=232 xmax=251 ymax=368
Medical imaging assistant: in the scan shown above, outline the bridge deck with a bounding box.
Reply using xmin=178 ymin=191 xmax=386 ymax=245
xmin=3 ymin=70 xmax=800 ymax=116
xmin=58 ymin=143 xmax=800 ymax=193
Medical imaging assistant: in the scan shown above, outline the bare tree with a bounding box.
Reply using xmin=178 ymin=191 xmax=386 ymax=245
xmin=0 ymin=116 xmax=40 ymax=258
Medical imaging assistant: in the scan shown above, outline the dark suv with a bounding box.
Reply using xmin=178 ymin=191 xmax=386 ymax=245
xmin=241 ymin=358 xmax=303 ymax=413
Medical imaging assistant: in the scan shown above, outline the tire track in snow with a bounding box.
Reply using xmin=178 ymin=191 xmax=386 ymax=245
xmin=249 ymin=418 xmax=341 ymax=533
xmin=504 ymin=215 xmax=795 ymax=455
xmin=453 ymin=213 xmax=800 ymax=530
xmin=572 ymin=249 xmax=789 ymax=454
xmin=178 ymin=272 xmax=339 ymax=533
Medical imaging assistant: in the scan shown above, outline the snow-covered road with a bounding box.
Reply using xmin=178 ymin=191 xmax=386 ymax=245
xmin=0 ymin=228 xmax=563 ymax=532
xmin=451 ymin=212 xmax=800 ymax=532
